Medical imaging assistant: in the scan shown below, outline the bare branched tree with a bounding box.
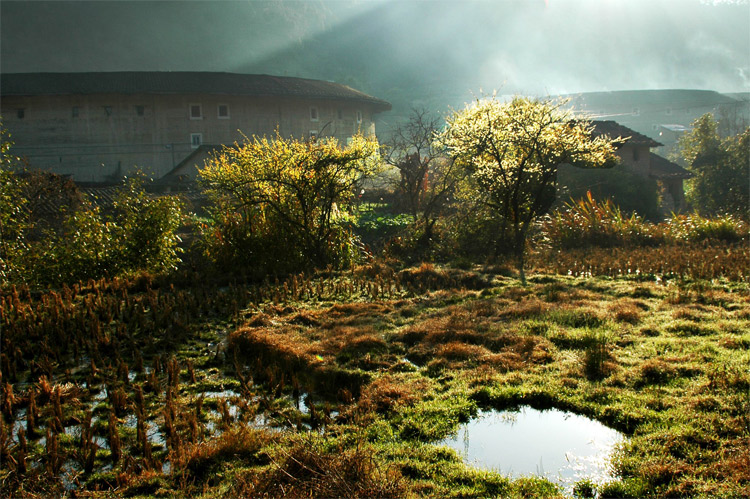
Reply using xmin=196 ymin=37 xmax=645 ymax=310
xmin=385 ymin=109 xmax=464 ymax=244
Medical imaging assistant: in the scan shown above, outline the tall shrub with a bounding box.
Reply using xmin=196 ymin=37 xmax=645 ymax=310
xmin=113 ymin=173 xmax=185 ymax=273
xmin=199 ymin=133 xmax=381 ymax=274
xmin=0 ymin=124 xmax=31 ymax=284
xmin=33 ymin=174 xmax=184 ymax=286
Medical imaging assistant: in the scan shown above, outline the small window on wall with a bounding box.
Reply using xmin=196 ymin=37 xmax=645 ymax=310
xmin=310 ymin=106 xmax=319 ymax=122
xmin=218 ymin=104 xmax=230 ymax=119
xmin=190 ymin=104 xmax=202 ymax=120
xmin=356 ymin=110 xmax=363 ymax=124
xmin=16 ymin=109 xmax=25 ymax=119
xmin=191 ymin=133 xmax=202 ymax=149
xmin=72 ymin=107 xmax=80 ymax=118
xmin=136 ymin=105 xmax=145 ymax=116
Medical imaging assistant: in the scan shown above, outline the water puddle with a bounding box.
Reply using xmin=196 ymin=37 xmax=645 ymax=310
xmin=441 ymin=406 xmax=625 ymax=491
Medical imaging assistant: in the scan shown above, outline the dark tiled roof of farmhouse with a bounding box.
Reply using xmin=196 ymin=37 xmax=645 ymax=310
xmin=590 ymin=120 xmax=662 ymax=148
xmin=0 ymin=72 xmax=391 ymax=111
xmin=565 ymin=89 xmax=742 ymax=110
xmin=649 ymin=153 xmax=693 ymax=179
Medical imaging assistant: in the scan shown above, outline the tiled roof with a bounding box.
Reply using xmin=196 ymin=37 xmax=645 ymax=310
xmin=649 ymin=153 xmax=693 ymax=179
xmin=590 ymin=120 xmax=663 ymax=148
xmin=566 ymin=89 xmax=742 ymax=110
xmin=159 ymin=144 xmax=225 ymax=181
xmin=0 ymin=72 xmax=392 ymax=111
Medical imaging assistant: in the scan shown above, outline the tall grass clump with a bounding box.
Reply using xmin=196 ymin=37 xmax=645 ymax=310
xmin=666 ymin=213 xmax=748 ymax=244
xmin=544 ymin=192 xmax=658 ymax=249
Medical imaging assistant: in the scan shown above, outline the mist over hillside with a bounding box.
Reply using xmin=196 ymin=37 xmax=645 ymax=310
xmin=2 ymin=0 xmax=749 ymax=125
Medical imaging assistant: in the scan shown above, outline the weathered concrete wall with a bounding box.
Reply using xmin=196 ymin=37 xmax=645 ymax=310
xmin=2 ymin=93 xmax=382 ymax=181
xmin=615 ymin=143 xmax=651 ymax=176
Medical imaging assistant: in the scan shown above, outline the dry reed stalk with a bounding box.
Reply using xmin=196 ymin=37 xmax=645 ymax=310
xmin=0 ymin=419 xmax=13 ymax=472
xmin=45 ymin=427 xmax=61 ymax=474
xmin=167 ymin=357 xmax=180 ymax=390
xmin=26 ymin=389 xmax=37 ymax=437
xmin=218 ymin=398 xmax=232 ymax=428
xmin=1 ymin=382 xmax=14 ymax=420
xmin=51 ymin=387 xmax=64 ymax=433
xmin=108 ymin=410 xmax=121 ymax=464
xmin=136 ymin=409 xmax=147 ymax=456
xmin=186 ymin=360 xmax=196 ymax=384
xmin=118 ymin=360 xmax=130 ymax=386
xmin=134 ymin=351 xmax=144 ymax=374
xmin=15 ymin=426 xmax=27 ymax=474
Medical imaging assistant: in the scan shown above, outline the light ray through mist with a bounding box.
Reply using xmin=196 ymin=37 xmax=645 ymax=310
xmin=1 ymin=0 xmax=748 ymax=116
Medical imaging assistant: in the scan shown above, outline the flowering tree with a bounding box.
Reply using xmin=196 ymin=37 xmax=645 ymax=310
xmin=200 ymin=133 xmax=381 ymax=271
xmin=437 ymin=96 xmax=618 ymax=283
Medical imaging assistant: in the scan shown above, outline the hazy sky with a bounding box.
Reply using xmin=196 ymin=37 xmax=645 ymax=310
xmin=2 ymin=0 xmax=749 ymax=105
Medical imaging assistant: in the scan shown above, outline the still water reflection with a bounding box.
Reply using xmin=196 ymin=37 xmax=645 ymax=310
xmin=441 ymin=406 xmax=625 ymax=489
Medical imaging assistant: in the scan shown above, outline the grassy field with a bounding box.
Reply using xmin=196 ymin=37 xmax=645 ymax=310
xmin=1 ymin=245 xmax=749 ymax=498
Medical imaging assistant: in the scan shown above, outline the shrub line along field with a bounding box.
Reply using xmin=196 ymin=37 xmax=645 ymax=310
xmin=1 ymin=249 xmax=749 ymax=498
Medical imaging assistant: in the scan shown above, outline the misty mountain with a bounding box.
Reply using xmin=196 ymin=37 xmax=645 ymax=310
xmin=2 ymin=0 xmax=749 ymax=125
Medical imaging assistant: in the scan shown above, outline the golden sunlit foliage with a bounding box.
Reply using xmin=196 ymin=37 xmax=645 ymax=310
xmin=199 ymin=133 xmax=381 ymax=272
xmin=436 ymin=96 xmax=619 ymax=283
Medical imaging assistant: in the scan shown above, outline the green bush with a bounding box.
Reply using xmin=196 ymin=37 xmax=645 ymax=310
xmin=0 ymin=124 xmax=31 ymax=284
xmin=26 ymin=174 xmax=184 ymax=286
xmin=353 ymin=203 xmax=414 ymax=249
xmin=666 ymin=213 xmax=748 ymax=243
xmin=42 ymin=206 xmax=122 ymax=284
xmin=573 ymin=478 xmax=597 ymax=498
xmin=113 ymin=173 xmax=184 ymax=273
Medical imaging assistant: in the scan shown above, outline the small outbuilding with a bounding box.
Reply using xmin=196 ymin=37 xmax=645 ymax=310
xmin=590 ymin=120 xmax=692 ymax=212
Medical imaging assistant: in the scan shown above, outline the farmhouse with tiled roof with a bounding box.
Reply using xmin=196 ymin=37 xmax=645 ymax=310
xmin=589 ymin=120 xmax=692 ymax=212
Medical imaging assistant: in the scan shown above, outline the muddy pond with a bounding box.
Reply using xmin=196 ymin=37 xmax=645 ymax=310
xmin=440 ymin=406 xmax=625 ymax=491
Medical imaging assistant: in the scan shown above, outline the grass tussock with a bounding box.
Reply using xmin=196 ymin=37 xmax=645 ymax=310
xmin=608 ymin=299 xmax=643 ymax=324
xmin=232 ymin=437 xmax=408 ymax=499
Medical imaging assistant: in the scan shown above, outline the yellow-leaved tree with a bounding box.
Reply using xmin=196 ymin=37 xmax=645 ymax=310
xmin=437 ymin=96 xmax=619 ymax=284
xmin=199 ymin=133 xmax=381 ymax=273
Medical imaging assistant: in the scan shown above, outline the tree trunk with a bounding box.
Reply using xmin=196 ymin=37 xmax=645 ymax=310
xmin=515 ymin=231 xmax=527 ymax=286
xmin=517 ymin=249 xmax=526 ymax=286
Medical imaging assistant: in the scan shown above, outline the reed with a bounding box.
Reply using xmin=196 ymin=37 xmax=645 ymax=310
xmin=108 ymin=409 xmax=121 ymax=465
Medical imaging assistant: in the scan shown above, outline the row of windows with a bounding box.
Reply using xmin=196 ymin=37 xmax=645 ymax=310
xmin=12 ymin=104 xmax=365 ymax=123
xmin=190 ymin=104 xmax=229 ymax=120
xmin=311 ymin=106 xmax=362 ymax=124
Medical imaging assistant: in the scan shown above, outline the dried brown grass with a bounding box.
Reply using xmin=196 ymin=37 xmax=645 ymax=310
xmin=359 ymin=374 xmax=433 ymax=413
xmin=232 ymin=437 xmax=408 ymax=499
xmin=608 ymin=298 xmax=643 ymax=324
